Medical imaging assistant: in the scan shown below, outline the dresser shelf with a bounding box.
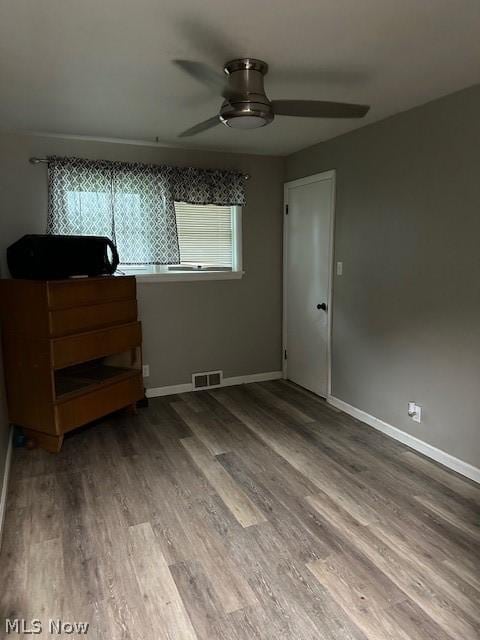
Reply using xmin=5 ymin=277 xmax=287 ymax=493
xmin=55 ymin=363 xmax=138 ymax=400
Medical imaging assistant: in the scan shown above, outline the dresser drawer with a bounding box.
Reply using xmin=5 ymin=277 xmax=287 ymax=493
xmin=55 ymin=372 xmax=143 ymax=432
xmin=49 ymin=299 xmax=137 ymax=336
xmin=52 ymin=322 xmax=142 ymax=369
xmin=47 ymin=276 xmax=135 ymax=309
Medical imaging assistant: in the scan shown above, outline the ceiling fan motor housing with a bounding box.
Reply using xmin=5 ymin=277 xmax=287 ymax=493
xmin=220 ymin=58 xmax=274 ymax=129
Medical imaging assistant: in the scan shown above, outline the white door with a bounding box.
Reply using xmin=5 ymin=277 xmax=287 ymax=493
xmin=284 ymin=171 xmax=335 ymax=397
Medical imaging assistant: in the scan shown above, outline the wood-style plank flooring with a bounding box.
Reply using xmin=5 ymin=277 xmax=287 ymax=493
xmin=1 ymin=380 xmax=479 ymax=639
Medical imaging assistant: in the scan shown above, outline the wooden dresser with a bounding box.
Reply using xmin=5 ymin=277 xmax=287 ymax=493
xmin=0 ymin=276 xmax=143 ymax=452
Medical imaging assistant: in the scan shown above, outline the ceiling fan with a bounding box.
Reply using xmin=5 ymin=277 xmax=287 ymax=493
xmin=175 ymin=58 xmax=370 ymax=137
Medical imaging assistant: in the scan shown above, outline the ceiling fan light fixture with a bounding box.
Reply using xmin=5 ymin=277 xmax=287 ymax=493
xmin=223 ymin=115 xmax=266 ymax=129
xmin=220 ymin=113 xmax=269 ymax=129
xmin=220 ymin=100 xmax=274 ymax=130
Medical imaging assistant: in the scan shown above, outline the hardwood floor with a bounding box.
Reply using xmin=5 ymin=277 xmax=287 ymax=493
xmin=1 ymin=380 xmax=479 ymax=639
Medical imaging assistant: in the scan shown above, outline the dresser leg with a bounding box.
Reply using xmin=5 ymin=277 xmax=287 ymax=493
xmin=22 ymin=429 xmax=64 ymax=453
xmin=125 ymin=402 xmax=138 ymax=416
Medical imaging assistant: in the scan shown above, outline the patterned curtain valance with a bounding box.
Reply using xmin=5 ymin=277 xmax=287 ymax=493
xmin=167 ymin=166 xmax=246 ymax=207
xmin=46 ymin=156 xmax=246 ymax=265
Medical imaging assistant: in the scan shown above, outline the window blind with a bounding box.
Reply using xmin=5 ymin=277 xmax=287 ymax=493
xmin=174 ymin=202 xmax=233 ymax=267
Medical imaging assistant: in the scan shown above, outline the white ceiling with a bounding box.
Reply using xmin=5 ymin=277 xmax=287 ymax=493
xmin=0 ymin=0 xmax=479 ymax=156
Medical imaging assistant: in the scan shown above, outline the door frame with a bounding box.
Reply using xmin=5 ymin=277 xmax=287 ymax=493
xmin=283 ymin=169 xmax=336 ymax=398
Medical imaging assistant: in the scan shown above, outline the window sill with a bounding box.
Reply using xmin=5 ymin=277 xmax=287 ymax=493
xmin=133 ymin=270 xmax=245 ymax=283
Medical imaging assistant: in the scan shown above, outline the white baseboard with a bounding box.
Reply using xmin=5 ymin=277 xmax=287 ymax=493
xmin=0 ymin=427 xmax=13 ymax=550
xmin=146 ymin=370 xmax=283 ymax=399
xmin=221 ymin=371 xmax=283 ymax=387
xmin=146 ymin=382 xmax=192 ymax=397
xmin=327 ymin=395 xmax=480 ymax=484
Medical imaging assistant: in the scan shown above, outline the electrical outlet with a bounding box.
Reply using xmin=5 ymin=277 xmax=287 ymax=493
xmin=142 ymin=364 xmax=150 ymax=378
xmin=408 ymin=401 xmax=422 ymax=423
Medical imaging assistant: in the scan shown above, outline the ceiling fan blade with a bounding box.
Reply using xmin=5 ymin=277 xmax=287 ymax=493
xmin=272 ymin=100 xmax=370 ymax=118
xmin=179 ymin=116 xmax=220 ymax=138
xmin=173 ymin=59 xmax=235 ymax=100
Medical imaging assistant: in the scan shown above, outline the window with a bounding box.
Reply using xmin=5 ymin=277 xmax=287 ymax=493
xmin=47 ymin=156 xmax=246 ymax=281
xmin=120 ymin=203 xmax=243 ymax=280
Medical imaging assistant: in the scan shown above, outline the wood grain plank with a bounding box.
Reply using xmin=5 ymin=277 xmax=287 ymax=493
xmin=401 ymin=450 xmax=480 ymax=503
xmin=308 ymin=555 xmax=413 ymax=640
xmin=413 ymin=493 xmax=480 ymax=541
xmin=181 ymin=436 xmax=267 ymax=528
xmin=172 ymin=401 xmax=234 ymax=455
xmin=212 ymin=387 xmax=389 ymax=526
xmin=128 ymin=522 xmax=198 ymax=640
xmin=246 ymin=382 xmax=316 ymax=425
xmin=307 ymin=492 xmax=480 ymax=640
xmin=218 ymin=450 xmax=329 ymax=562
xmin=170 ymin=560 xmax=241 ymax=640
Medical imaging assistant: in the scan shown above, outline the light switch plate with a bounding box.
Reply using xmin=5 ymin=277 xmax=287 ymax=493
xmin=336 ymin=261 xmax=343 ymax=276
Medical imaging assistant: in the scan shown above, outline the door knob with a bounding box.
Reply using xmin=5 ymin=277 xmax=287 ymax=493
xmin=316 ymin=303 xmax=327 ymax=311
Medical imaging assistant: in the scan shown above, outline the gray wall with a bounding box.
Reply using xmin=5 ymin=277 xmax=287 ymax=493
xmin=0 ymin=133 xmax=284 ymax=478
xmin=287 ymin=84 xmax=480 ymax=468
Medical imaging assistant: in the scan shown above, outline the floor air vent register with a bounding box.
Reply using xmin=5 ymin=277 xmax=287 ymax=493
xmin=192 ymin=370 xmax=223 ymax=390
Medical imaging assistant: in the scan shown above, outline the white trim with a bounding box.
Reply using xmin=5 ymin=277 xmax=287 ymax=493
xmin=221 ymin=371 xmax=282 ymax=387
xmin=284 ymin=171 xmax=336 ymax=190
xmin=135 ymin=270 xmax=244 ymax=283
xmin=232 ymin=206 xmax=243 ymax=273
xmin=147 ymin=382 xmax=193 ymax=396
xmin=327 ymin=395 xmax=480 ymax=484
xmin=146 ymin=370 xmax=282 ymax=398
xmin=0 ymin=427 xmax=13 ymax=551
xmin=283 ymin=170 xmax=336 ymax=397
